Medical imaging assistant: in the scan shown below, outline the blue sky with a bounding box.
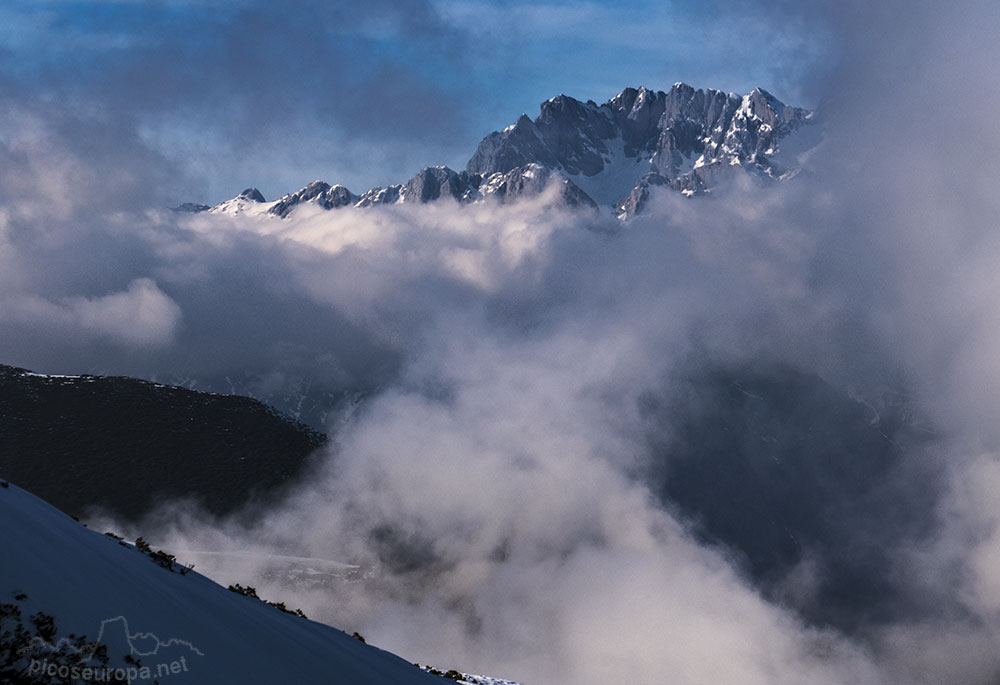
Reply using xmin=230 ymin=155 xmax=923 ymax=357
xmin=0 ymin=0 xmax=834 ymax=203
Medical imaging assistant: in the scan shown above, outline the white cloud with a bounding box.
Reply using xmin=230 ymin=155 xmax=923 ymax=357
xmin=1 ymin=278 xmax=181 ymax=349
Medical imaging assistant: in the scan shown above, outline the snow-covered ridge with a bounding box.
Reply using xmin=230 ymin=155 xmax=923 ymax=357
xmin=207 ymin=187 xmax=273 ymax=217
xmin=190 ymin=82 xmax=816 ymax=221
xmin=418 ymin=668 xmax=523 ymax=685
xmin=203 ymin=165 xmax=597 ymax=219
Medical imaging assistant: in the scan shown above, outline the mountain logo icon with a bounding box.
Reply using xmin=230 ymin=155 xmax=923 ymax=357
xmin=23 ymin=615 xmax=203 ymax=660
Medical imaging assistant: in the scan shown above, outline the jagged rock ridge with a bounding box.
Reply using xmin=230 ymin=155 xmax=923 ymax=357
xmin=201 ymin=83 xmax=814 ymax=220
xmin=269 ymin=181 xmax=357 ymax=218
xmin=469 ymin=83 xmax=813 ymax=215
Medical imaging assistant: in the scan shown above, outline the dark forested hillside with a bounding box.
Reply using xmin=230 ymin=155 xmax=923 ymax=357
xmin=0 ymin=365 xmax=327 ymax=521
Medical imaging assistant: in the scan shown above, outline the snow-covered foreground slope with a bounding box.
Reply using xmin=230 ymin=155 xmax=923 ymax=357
xmin=0 ymin=482 xmax=448 ymax=684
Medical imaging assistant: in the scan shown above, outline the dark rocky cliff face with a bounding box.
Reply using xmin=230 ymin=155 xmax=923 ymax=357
xmin=467 ymin=83 xmax=813 ymax=215
xmin=403 ymin=166 xmax=480 ymax=203
xmin=476 ymin=163 xmax=597 ymax=209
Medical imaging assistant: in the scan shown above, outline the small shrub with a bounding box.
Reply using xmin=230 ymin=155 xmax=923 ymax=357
xmin=0 ymin=593 xmax=111 ymax=683
xmin=424 ymin=665 xmax=465 ymax=681
xmin=227 ymin=584 xmax=260 ymax=599
xmin=228 ymin=584 xmax=308 ymax=619
xmin=148 ymin=549 xmax=176 ymax=571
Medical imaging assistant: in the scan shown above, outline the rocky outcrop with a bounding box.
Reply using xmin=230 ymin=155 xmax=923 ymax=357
xmin=477 ymin=164 xmax=597 ymax=209
xmin=268 ymin=180 xmax=358 ymax=218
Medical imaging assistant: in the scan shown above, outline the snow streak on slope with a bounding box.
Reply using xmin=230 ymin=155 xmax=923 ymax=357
xmin=564 ymin=135 xmax=652 ymax=207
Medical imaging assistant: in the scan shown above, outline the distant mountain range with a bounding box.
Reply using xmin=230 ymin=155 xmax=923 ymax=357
xmin=182 ymin=83 xmax=818 ymax=221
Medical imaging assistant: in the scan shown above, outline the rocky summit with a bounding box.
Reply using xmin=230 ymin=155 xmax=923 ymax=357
xmin=202 ymin=83 xmax=816 ymax=220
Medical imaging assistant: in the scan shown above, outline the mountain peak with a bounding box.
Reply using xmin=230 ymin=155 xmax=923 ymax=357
xmin=267 ymin=179 xmax=356 ymax=218
xmin=467 ymin=83 xmax=815 ymax=214
xmin=608 ymin=86 xmax=642 ymax=109
xmin=747 ymin=86 xmax=782 ymax=108
xmin=238 ymin=188 xmax=266 ymax=202
xmin=209 ymin=187 xmax=272 ymax=216
xmin=205 ymin=83 xmax=816 ymax=220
